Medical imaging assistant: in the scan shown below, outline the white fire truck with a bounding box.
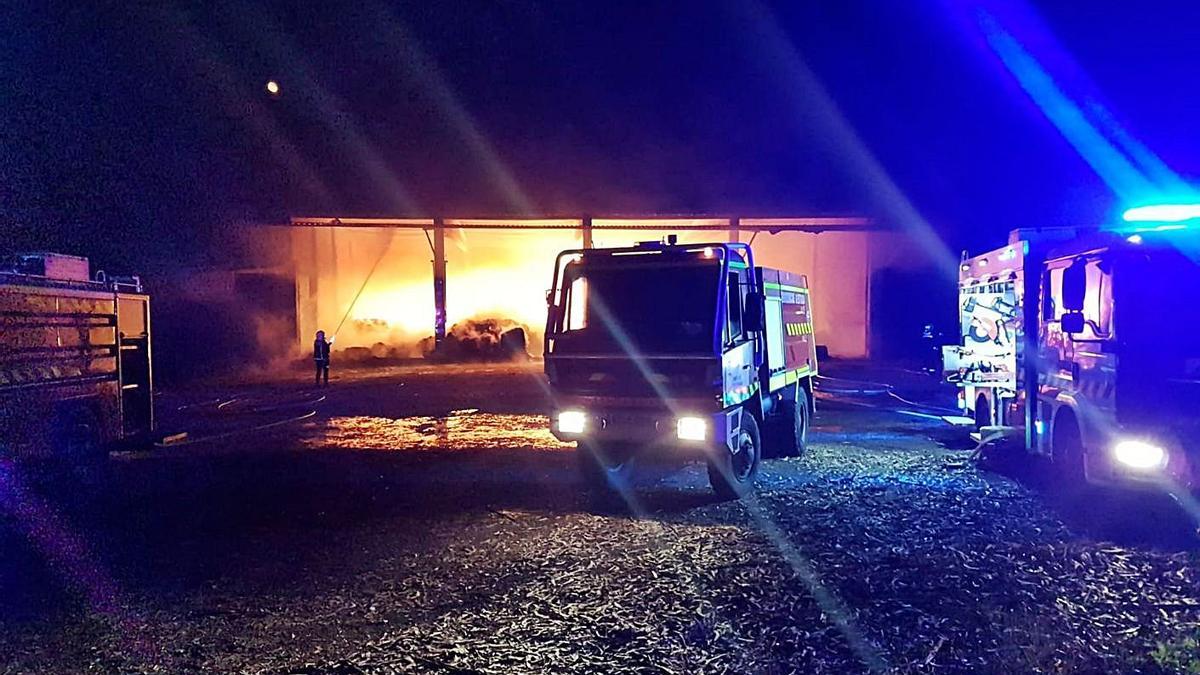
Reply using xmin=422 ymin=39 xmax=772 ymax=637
xmin=0 ymin=253 xmax=154 ymax=462
xmin=543 ymin=238 xmax=818 ymax=498
xmin=944 ymin=226 xmax=1200 ymax=489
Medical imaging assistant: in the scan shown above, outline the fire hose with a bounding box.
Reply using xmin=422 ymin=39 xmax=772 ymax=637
xmin=155 ymin=238 xmax=396 ymax=452
xmin=816 ymin=375 xmax=960 ymax=416
xmin=816 ymin=374 xmax=1005 ymax=469
xmin=331 ymin=236 xmax=396 ymax=340
xmin=155 ymin=394 xmax=327 ymax=448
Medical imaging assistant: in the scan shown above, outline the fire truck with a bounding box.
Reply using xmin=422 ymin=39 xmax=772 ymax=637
xmin=543 ymin=238 xmax=818 ymax=498
xmin=944 ymin=226 xmax=1200 ymax=490
xmin=0 ymin=253 xmax=154 ymax=462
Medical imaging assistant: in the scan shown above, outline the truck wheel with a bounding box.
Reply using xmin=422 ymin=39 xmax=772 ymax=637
xmin=772 ymin=387 xmax=810 ymax=458
xmin=708 ymin=412 xmax=761 ymax=499
xmin=57 ymin=406 xmax=106 ymax=463
xmin=576 ymin=443 xmax=633 ymax=495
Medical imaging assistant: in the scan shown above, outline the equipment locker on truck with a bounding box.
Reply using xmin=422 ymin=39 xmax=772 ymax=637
xmin=543 ymin=237 xmax=818 ymax=498
xmin=1 ymin=253 xmax=154 ymax=462
xmin=944 ymin=224 xmax=1200 ymax=491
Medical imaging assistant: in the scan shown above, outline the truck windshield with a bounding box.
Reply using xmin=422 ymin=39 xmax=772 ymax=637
xmin=1118 ymin=248 xmax=1200 ymax=422
xmin=552 ymin=260 xmax=720 ymax=355
xmin=1122 ymin=250 xmax=1200 ymax=361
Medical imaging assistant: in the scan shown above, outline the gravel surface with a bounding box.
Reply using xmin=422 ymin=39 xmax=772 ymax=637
xmin=2 ymin=362 xmax=1199 ymax=673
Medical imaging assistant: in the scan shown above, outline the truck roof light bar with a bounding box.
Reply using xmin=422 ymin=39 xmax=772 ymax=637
xmin=1122 ymin=204 xmax=1200 ymax=223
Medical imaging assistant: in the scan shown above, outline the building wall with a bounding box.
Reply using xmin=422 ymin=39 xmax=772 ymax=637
xmin=747 ymin=231 xmax=872 ymax=359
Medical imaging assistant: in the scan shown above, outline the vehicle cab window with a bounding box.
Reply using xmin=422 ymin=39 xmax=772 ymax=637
xmin=564 ymin=275 xmax=588 ymax=331
xmin=726 ymin=270 xmax=746 ymax=345
xmin=1042 ymin=258 xmax=1114 ymax=341
xmin=1083 ymin=259 xmax=1114 ymax=339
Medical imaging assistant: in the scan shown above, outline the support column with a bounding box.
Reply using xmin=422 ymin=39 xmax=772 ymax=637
xmin=581 ymin=216 xmax=594 ymax=249
xmin=729 ymin=217 xmax=740 ymax=243
xmin=432 ymin=219 xmax=447 ymax=346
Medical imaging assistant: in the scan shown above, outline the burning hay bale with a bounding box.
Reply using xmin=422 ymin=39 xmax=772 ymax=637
xmin=316 ymin=319 xmax=533 ymax=367
xmin=421 ymin=318 xmax=531 ymax=362
xmin=330 ymin=342 xmax=421 ymax=365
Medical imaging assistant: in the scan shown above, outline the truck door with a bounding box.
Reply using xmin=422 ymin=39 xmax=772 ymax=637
xmin=1039 ymin=257 xmax=1117 ymax=444
xmin=721 ymin=268 xmax=757 ymax=408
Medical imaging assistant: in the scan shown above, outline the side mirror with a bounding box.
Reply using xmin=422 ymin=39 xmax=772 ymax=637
xmin=1061 ymin=311 xmax=1085 ymax=335
xmin=546 ymin=304 xmax=562 ymax=334
xmin=1062 ymin=258 xmax=1087 ymax=312
xmin=743 ymin=292 xmax=765 ymax=333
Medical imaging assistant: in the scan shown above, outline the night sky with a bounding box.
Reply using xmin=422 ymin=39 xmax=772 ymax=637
xmin=3 ymin=0 xmax=1198 ymax=272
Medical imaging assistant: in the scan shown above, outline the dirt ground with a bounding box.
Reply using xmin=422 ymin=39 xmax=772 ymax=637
xmin=2 ymin=361 xmax=1199 ymax=674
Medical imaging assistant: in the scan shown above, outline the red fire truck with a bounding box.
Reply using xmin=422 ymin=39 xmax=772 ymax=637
xmin=944 ymin=226 xmax=1200 ymax=490
xmin=543 ymin=238 xmax=818 ymax=498
xmin=0 ymin=253 xmax=154 ymax=462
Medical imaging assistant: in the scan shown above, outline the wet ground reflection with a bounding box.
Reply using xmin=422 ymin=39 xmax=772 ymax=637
xmin=303 ymin=410 xmax=572 ymax=451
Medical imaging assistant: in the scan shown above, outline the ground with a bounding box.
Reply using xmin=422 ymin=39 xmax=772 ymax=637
xmin=2 ymin=362 xmax=1199 ymax=674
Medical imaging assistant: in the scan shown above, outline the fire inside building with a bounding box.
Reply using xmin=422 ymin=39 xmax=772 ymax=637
xmin=277 ymin=216 xmax=923 ymax=362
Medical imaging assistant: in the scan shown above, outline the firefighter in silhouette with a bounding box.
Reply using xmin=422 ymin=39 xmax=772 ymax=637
xmin=313 ymin=330 xmax=333 ymax=385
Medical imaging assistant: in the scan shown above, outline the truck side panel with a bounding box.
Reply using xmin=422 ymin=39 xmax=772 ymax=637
xmin=760 ymin=267 xmax=818 ymax=393
xmin=0 ymin=283 xmax=127 ymax=456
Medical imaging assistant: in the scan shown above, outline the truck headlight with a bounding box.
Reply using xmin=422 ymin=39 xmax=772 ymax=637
xmin=1112 ymin=439 xmax=1167 ymax=470
xmin=557 ymin=410 xmax=587 ymax=435
xmin=676 ymin=416 xmax=707 ymax=441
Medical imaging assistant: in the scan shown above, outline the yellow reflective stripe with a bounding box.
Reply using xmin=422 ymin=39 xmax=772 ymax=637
xmin=769 ymin=366 xmax=813 ymax=392
xmin=764 ymin=282 xmax=810 ymax=294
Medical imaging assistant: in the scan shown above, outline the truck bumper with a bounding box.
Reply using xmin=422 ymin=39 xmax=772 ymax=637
xmin=550 ymin=406 xmax=739 ymax=459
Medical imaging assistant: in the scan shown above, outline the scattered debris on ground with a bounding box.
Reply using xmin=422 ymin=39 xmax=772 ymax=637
xmin=1 ymin=363 xmax=1197 ymax=673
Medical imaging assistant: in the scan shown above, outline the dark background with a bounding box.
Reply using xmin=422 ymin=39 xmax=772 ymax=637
xmin=4 ymin=0 xmax=1198 ymax=274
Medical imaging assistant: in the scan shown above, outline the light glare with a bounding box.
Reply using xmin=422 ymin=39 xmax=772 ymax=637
xmin=676 ymin=416 xmax=707 ymax=441
xmin=557 ymin=410 xmax=586 ymax=434
xmin=1113 ymin=439 xmax=1166 ymax=470
xmin=1122 ymin=204 xmax=1200 ymax=223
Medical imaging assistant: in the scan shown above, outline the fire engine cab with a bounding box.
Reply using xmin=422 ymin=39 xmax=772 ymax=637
xmin=944 ymin=225 xmax=1200 ymax=490
xmin=544 ymin=238 xmax=818 ymax=498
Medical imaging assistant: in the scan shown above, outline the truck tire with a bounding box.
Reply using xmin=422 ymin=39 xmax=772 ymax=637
xmin=56 ymin=405 xmax=107 ymax=463
xmin=770 ymin=386 xmax=810 ymax=458
xmin=576 ymin=443 xmax=634 ymax=496
xmin=708 ymin=412 xmax=761 ymax=500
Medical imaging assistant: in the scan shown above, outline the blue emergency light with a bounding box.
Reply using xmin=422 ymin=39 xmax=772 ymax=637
xmin=1122 ymin=203 xmax=1200 ymax=223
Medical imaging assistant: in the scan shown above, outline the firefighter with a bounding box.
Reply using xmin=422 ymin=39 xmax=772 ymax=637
xmin=313 ymin=330 xmax=333 ymax=385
